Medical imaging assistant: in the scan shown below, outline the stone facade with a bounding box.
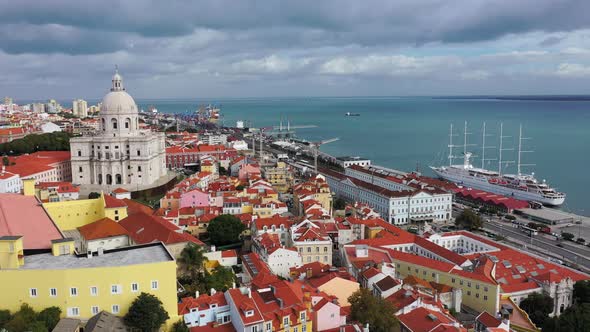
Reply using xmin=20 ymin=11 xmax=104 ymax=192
xmin=70 ymin=70 xmax=167 ymax=188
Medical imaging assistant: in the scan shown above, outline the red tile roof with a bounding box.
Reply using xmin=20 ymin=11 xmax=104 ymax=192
xmin=103 ymin=194 xmax=127 ymax=208
xmin=398 ymin=307 xmax=466 ymax=332
xmin=476 ymin=312 xmax=502 ymax=328
xmin=119 ymin=212 xmax=204 ymax=246
xmin=78 ymin=218 xmax=129 ymax=241
xmin=178 ymin=292 xmax=228 ymax=315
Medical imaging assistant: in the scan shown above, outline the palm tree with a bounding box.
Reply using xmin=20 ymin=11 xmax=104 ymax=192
xmin=178 ymin=243 xmax=208 ymax=281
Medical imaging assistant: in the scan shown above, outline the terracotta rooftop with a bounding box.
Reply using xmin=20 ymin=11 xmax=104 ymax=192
xmin=78 ymin=218 xmax=129 ymax=241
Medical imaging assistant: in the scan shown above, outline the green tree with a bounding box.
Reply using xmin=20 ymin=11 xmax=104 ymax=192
xmin=0 ymin=309 xmax=11 ymax=327
xmin=334 ymin=197 xmax=346 ymax=210
xmin=124 ymin=293 xmax=170 ymax=332
xmin=178 ymin=243 xmax=208 ymax=281
xmin=455 ymin=209 xmax=483 ymax=231
xmin=348 ymin=288 xmax=399 ymax=332
xmin=207 ymin=214 xmax=246 ymax=246
xmin=543 ymin=303 xmax=590 ymax=332
xmin=88 ymin=192 xmax=101 ymax=199
xmin=205 ymin=266 xmax=236 ymax=292
xmin=520 ymin=292 xmax=554 ymax=327
xmin=37 ymin=307 xmax=61 ymax=331
xmin=562 ymin=232 xmax=575 ymax=241
xmin=4 ymin=304 xmax=38 ymax=332
xmin=574 ymin=280 xmax=590 ymax=304
xmin=171 ymin=319 xmax=190 ymax=332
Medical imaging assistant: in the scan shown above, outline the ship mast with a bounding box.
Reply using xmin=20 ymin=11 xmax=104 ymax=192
xmin=517 ymin=124 xmax=535 ymax=175
xmin=481 ymin=122 xmax=496 ymax=169
xmin=498 ymin=123 xmax=514 ymax=175
xmin=448 ymin=123 xmax=459 ymax=166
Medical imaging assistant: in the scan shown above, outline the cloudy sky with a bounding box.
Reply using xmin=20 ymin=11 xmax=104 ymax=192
xmin=2 ymin=0 xmax=590 ymax=101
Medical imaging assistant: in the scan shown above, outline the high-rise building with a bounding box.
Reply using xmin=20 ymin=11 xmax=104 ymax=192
xmin=72 ymin=99 xmax=88 ymax=118
xmin=46 ymin=99 xmax=61 ymax=113
xmin=4 ymin=96 xmax=12 ymax=105
xmin=32 ymin=103 xmax=46 ymax=113
xmin=69 ymin=70 xmax=167 ymax=190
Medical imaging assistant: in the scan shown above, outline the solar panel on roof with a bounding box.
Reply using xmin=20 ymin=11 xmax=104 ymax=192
xmin=537 ymin=264 xmax=545 ymax=270
xmin=516 ymin=266 xmax=526 ymax=273
xmin=489 ymin=255 xmax=499 ymax=263
xmin=513 ymin=275 xmax=521 ymax=279
xmin=530 ymin=271 xmax=538 ymax=276
xmin=497 ymin=278 xmax=507 ymax=284
xmin=502 ymin=261 xmax=512 ymax=268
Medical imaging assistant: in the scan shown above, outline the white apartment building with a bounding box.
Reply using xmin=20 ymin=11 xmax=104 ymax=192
xmin=322 ymin=168 xmax=452 ymax=225
xmin=72 ymin=99 xmax=88 ymax=118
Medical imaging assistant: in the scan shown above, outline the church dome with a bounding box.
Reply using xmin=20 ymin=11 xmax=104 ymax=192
xmin=101 ymin=90 xmax=137 ymax=114
xmin=100 ymin=69 xmax=138 ymax=115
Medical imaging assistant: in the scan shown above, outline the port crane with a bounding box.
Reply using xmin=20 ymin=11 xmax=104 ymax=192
xmin=309 ymin=138 xmax=339 ymax=173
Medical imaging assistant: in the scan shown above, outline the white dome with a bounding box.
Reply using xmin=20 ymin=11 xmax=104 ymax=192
xmin=101 ymin=90 xmax=137 ymax=114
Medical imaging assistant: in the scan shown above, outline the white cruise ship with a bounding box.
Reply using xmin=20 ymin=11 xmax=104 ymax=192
xmin=430 ymin=123 xmax=566 ymax=206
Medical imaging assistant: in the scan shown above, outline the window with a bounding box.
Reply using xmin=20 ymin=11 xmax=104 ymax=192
xmin=151 ymin=280 xmax=159 ymax=290
xmin=68 ymin=307 xmax=80 ymax=317
xmin=294 ymin=327 xmax=298 ymax=332
xmin=50 ymin=288 xmax=57 ymax=297
xmin=283 ymin=317 xmax=289 ymax=326
xmin=138 ymin=166 xmax=142 ymax=172
xmin=300 ymin=312 xmax=305 ymax=322
xmin=111 ymin=285 xmax=121 ymax=294
xmin=70 ymin=287 xmax=78 ymax=296
xmin=90 ymin=286 xmax=98 ymax=296
xmin=77 ymin=150 xmax=81 ymax=157
xmin=253 ymin=326 xmax=259 ymax=332
xmin=131 ymin=283 xmax=139 ymax=292
xmin=484 ymin=295 xmax=488 ymax=301
xmin=266 ymin=322 xmax=272 ymax=331
xmin=112 ymin=305 xmax=120 ymax=314
xmin=137 ymin=150 xmax=141 ymax=156
xmin=30 ymin=288 xmax=38 ymax=297
xmin=91 ymin=306 xmax=99 ymax=315
xmin=79 ymin=166 xmax=83 ymax=172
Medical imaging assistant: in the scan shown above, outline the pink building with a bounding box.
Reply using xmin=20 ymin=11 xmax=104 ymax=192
xmin=312 ymin=298 xmax=346 ymax=331
xmin=180 ymin=188 xmax=210 ymax=208
xmin=238 ymin=164 xmax=261 ymax=182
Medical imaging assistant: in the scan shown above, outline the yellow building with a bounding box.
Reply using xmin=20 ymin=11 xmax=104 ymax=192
xmin=262 ymin=162 xmax=293 ymax=193
xmin=293 ymin=175 xmax=333 ymax=216
xmin=43 ymin=193 xmax=128 ymax=231
xmin=0 ymin=237 xmax=179 ymax=323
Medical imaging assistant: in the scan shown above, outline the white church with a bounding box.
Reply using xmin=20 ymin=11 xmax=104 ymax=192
xmin=70 ymin=70 xmax=168 ymax=189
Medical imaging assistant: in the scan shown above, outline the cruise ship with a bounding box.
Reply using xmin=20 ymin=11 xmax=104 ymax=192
xmin=430 ymin=123 xmax=566 ymax=206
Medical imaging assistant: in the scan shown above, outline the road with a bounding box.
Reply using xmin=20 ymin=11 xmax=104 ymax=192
xmin=483 ymin=220 xmax=590 ymax=269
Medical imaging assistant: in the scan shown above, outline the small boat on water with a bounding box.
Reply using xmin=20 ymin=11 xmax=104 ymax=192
xmin=345 ymin=112 xmax=360 ymax=116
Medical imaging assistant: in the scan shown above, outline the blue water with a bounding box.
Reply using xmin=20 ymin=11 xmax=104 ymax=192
xmin=133 ymin=97 xmax=590 ymax=215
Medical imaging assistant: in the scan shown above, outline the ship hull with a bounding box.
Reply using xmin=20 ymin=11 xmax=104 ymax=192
xmin=431 ymin=167 xmax=565 ymax=206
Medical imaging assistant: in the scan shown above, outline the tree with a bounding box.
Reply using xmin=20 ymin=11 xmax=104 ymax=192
xmin=205 ymin=266 xmax=236 ymax=292
xmin=334 ymin=197 xmax=346 ymax=210
xmin=124 ymin=293 xmax=170 ymax=332
xmin=4 ymin=304 xmax=38 ymax=332
xmin=520 ymin=292 xmax=554 ymax=327
xmin=455 ymin=209 xmax=483 ymax=231
xmin=562 ymin=232 xmax=575 ymax=241
xmin=543 ymin=303 xmax=590 ymax=332
xmin=0 ymin=309 xmax=11 ymax=327
xmin=171 ymin=319 xmax=190 ymax=332
xmin=348 ymin=288 xmax=399 ymax=332
xmin=574 ymin=280 xmax=590 ymax=304
xmin=207 ymin=214 xmax=246 ymax=246
xmin=178 ymin=243 xmax=208 ymax=281
xmin=37 ymin=307 xmax=61 ymax=331
xmin=88 ymin=192 xmax=101 ymax=199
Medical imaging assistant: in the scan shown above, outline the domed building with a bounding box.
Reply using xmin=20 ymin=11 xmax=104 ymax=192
xmin=70 ymin=70 xmax=167 ymax=189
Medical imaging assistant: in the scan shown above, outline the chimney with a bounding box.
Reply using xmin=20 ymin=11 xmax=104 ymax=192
xmin=211 ymin=288 xmax=216 ymax=295
xmin=363 ymin=323 xmax=369 ymax=332
xmin=232 ymin=282 xmax=236 ymax=289
xmin=247 ymin=288 xmax=252 ymax=298
xmin=196 ymin=291 xmax=200 ymax=298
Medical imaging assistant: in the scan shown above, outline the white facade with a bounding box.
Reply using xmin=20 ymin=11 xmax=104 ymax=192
xmin=324 ymin=172 xmax=452 ymax=225
xmin=0 ymin=171 xmax=21 ymax=193
xmin=202 ymin=134 xmax=227 ymax=145
xmin=336 ymin=157 xmax=371 ymax=168
xmin=69 ymin=70 xmax=167 ymax=189
xmin=264 ymin=248 xmax=302 ymax=278
xmin=84 ymin=235 xmax=130 ymax=253
xmin=72 ymin=99 xmax=88 ymax=118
